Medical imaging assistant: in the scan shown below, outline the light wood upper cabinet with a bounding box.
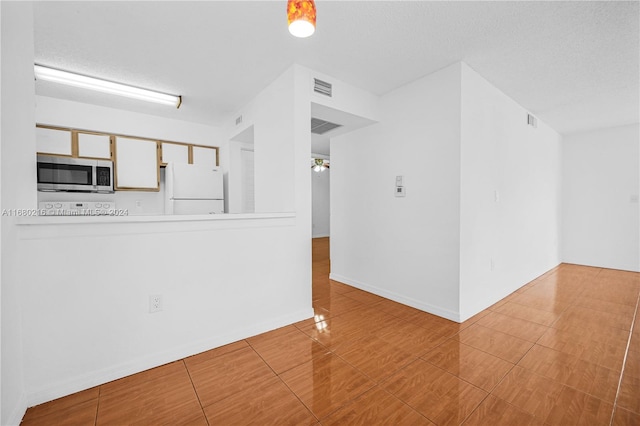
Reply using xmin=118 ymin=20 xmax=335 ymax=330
xmin=192 ymin=146 xmax=218 ymax=168
xmin=161 ymin=142 xmax=189 ymax=165
xmin=78 ymin=133 xmax=111 ymax=159
xmin=35 ymin=124 xmax=219 ymax=192
xmin=36 ymin=127 xmax=72 ymax=156
xmin=114 ymin=137 xmax=159 ymax=190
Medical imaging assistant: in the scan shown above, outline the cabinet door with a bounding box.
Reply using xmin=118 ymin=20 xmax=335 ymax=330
xmin=161 ymin=142 xmax=189 ymax=165
xmin=192 ymin=146 xmax=217 ymax=168
xmin=115 ymin=137 xmax=159 ymax=190
xmin=36 ymin=127 xmax=72 ymax=155
xmin=78 ymin=133 xmax=111 ymax=159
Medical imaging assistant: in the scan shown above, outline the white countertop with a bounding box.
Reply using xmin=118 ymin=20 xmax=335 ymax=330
xmin=16 ymin=212 xmax=295 ymax=226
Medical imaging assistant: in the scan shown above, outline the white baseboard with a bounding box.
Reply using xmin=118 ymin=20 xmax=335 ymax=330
xmin=329 ymin=273 xmax=461 ymax=322
xmin=312 ymin=234 xmax=330 ymax=239
xmin=25 ymin=307 xmax=314 ymax=408
xmin=5 ymin=392 xmax=28 ymax=426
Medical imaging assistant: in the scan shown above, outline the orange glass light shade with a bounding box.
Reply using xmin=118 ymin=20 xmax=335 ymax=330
xmin=287 ymin=0 xmax=316 ymax=38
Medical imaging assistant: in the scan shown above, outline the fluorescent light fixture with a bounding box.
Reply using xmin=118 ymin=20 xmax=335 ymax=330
xmin=34 ymin=64 xmax=182 ymax=108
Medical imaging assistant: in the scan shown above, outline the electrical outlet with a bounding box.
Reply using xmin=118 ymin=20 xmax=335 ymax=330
xmin=149 ymin=294 xmax=163 ymax=313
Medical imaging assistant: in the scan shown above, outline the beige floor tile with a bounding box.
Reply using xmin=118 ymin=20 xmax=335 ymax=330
xmin=185 ymin=346 xmax=275 ymax=408
xmin=461 ymin=395 xmax=544 ymax=426
xmin=477 ymin=311 xmax=549 ymax=342
xmin=21 ymin=388 xmax=99 ymax=426
xmin=617 ymin=373 xmax=640 ymax=415
xmin=453 ymin=323 xmax=534 ymax=363
xmin=248 ymin=325 xmax=329 ymax=374
xmin=422 ymin=339 xmax=514 ymax=391
xmin=321 ymin=386 xmax=434 ymax=426
xmin=492 ymin=301 xmax=560 ymax=326
xmin=203 ymin=376 xmax=317 ymax=425
xmin=613 ymin=407 xmax=640 ymax=425
xmin=280 ymin=353 xmax=375 ymax=420
xmin=382 ymin=359 xmax=487 ymax=425
xmin=97 ymin=361 xmax=206 ymax=425
xmin=517 ymin=344 xmax=579 ymax=383
xmin=332 ymin=335 xmax=417 ymax=382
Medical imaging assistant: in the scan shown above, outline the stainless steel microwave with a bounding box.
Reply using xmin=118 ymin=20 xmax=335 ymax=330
xmin=37 ymin=155 xmax=114 ymax=193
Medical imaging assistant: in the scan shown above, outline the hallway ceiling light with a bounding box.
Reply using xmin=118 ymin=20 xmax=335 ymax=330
xmin=312 ymin=158 xmax=329 ymax=172
xmin=287 ymin=0 xmax=316 ymax=38
xmin=34 ymin=64 xmax=182 ymax=108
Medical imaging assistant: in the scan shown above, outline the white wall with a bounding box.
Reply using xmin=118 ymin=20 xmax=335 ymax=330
xmin=36 ymin=96 xmax=223 ymax=147
xmin=35 ymin=96 xmax=223 ymax=215
xmin=312 ymin=167 xmax=330 ymax=238
xmin=459 ymin=64 xmax=562 ymax=320
xmin=331 ymin=63 xmax=462 ymax=320
xmin=306 ymin=68 xmax=380 ymax=125
xmin=562 ymin=124 xmax=640 ymax=272
xmin=331 ymin=62 xmax=563 ymax=322
xmin=17 ymin=215 xmax=311 ymax=408
xmin=227 ymin=141 xmax=254 ymax=214
xmin=1 ymin=2 xmax=36 ymax=424
xmin=225 ymin=69 xmax=297 ymax=214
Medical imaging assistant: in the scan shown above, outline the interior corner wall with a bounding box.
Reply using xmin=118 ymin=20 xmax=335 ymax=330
xmin=562 ymin=124 xmax=640 ymax=272
xmin=229 ymin=68 xmax=296 ymax=213
xmin=330 ymin=63 xmax=462 ymax=321
xmin=1 ymin=2 xmax=35 ymax=424
xmin=292 ymin=64 xmax=314 ymax=278
xmin=459 ymin=63 xmax=562 ymax=321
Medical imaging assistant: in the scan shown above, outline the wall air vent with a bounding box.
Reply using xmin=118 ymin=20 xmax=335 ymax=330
xmin=313 ymin=78 xmax=332 ymax=97
xmin=236 ymin=115 xmax=243 ymax=125
xmin=527 ymin=113 xmax=537 ymax=128
xmin=311 ymin=118 xmax=342 ymax=135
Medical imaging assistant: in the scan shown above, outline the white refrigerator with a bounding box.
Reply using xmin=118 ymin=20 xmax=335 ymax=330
xmin=164 ymin=163 xmax=224 ymax=214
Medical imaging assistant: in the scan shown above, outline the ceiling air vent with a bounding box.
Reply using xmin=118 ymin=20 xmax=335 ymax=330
xmin=311 ymin=118 xmax=342 ymax=135
xmin=313 ymin=78 xmax=332 ymax=97
xmin=527 ymin=113 xmax=537 ymax=128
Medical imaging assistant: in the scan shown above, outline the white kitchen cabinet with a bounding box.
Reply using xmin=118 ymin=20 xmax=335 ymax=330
xmin=161 ymin=142 xmax=189 ymax=165
xmin=78 ymin=133 xmax=111 ymax=159
xmin=115 ymin=137 xmax=159 ymax=190
xmin=192 ymin=146 xmax=218 ymax=168
xmin=36 ymin=127 xmax=72 ymax=156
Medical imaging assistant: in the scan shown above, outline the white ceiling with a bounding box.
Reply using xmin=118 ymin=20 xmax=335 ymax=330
xmin=34 ymin=1 xmax=639 ymax=138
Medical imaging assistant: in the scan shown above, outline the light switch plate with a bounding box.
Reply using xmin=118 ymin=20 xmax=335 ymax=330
xmin=396 ymin=175 xmax=403 ymax=186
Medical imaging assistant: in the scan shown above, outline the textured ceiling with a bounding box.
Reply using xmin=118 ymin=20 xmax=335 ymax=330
xmin=34 ymin=1 xmax=639 ymax=135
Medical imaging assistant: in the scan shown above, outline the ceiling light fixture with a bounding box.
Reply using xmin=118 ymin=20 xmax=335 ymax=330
xmin=287 ymin=0 xmax=316 ymax=38
xmin=311 ymin=158 xmax=329 ymax=172
xmin=34 ymin=64 xmax=182 ymax=108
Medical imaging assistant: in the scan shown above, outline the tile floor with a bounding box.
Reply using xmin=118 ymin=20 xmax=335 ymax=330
xmin=22 ymin=238 xmax=640 ymax=425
